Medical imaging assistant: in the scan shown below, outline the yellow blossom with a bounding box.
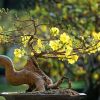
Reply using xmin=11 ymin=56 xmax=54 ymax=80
xmin=97 ymin=42 xmax=100 ymax=51
xmin=92 ymin=73 xmax=99 ymax=80
xmin=86 ymin=46 xmax=96 ymax=54
xmin=68 ymin=39 xmax=72 ymax=46
xmin=49 ymin=40 xmax=60 ymax=50
xmin=34 ymin=39 xmax=43 ymax=53
xmin=31 ymin=52 xmax=34 ymax=56
xmin=34 ymin=46 xmax=41 ymax=53
xmin=65 ymin=46 xmax=73 ymax=57
xmin=67 ymin=53 xmax=79 ymax=64
xmin=14 ymin=48 xmax=25 ymax=58
xmin=50 ymin=27 xmax=59 ymax=36
xmin=21 ymin=36 xmax=31 ymax=47
xmin=90 ymin=49 xmax=97 ymax=54
xmin=86 ymin=45 xmax=99 ymax=54
xmin=90 ymin=47 xmax=97 ymax=54
xmin=37 ymin=39 xmax=43 ymax=48
xmin=92 ymin=31 xmax=100 ymax=40
xmin=41 ymin=25 xmax=47 ymax=32
xmin=60 ymin=32 xmax=70 ymax=43
xmin=57 ymin=3 xmax=62 ymax=9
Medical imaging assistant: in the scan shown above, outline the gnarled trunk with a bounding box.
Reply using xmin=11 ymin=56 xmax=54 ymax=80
xmin=0 ymin=55 xmax=71 ymax=92
xmin=0 ymin=55 xmax=48 ymax=91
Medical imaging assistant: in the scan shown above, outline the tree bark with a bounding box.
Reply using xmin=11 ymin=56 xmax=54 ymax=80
xmin=0 ymin=55 xmax=71 ymax=92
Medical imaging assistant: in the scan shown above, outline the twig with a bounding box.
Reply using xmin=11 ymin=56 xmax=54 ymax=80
xmin=46 ymin=76 xmax=72 ymax=89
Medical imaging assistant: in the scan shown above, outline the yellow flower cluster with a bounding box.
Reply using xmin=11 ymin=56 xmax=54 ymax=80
xmin=60 ymin=32 xmax=70 ymax=44
xmin=92 ymin=73 xmax=99 ymax=80
xmin=37 ymin=39 xmax=43 ymax=48
xmin=57 ymin=3 xmax=62 ymax=9
xmin=86 ymin=42 xmax=100 ymax=54
xmin=41 ymin=25 xmax=47 ymax=32
xmin=21 ymin=36 xmax=31 ymax=47
xmin=85 ymin=31 xmax=100 ymax=54
xmin=67 ymin=53 xmax=79 ymax=64
xmin=31 ymin=52 xmax=34 ymax=56
xmin=14 ymin=48 xmax=25 ymax=58
xmin=49 ymin=40 xmax=60 ymax=50
xmin=49 ymin=27 xmax=79 ymax=64
xmin=50 ymin=27 xmax=59 ymax=36
xmin=97 ymin=42 xmax=100 ymax=51
xmin=34 ymin=39 xmax=43 ymax=53
xmin=49 ymin=32 xmax=72 ymax=51
xmin=92 ymin=31 xmax=100 ymax=40
xmin=65 ymin=46 xmax=73 ymax=57
xmin=34 ymin=46 xmax=41 ymax=53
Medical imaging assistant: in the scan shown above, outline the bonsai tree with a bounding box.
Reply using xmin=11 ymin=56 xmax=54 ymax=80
xmin=0 ymin=17 xmax=100 ymax=92
xmin=0 ymin=0 xmax=99 ymax=94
